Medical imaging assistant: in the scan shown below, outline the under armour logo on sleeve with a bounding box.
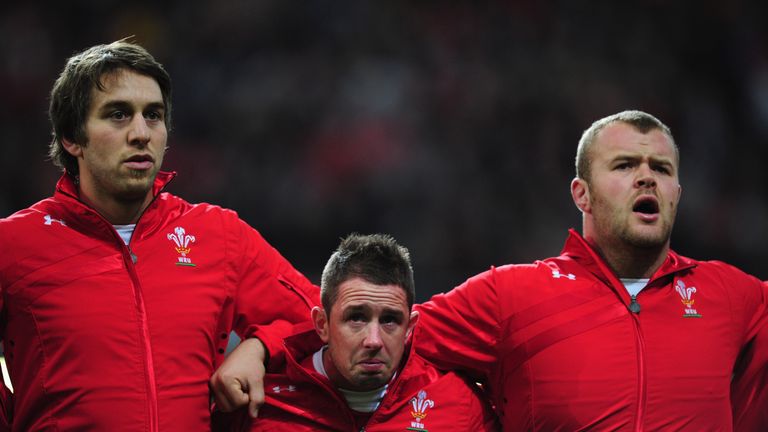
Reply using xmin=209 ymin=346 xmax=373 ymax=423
xmin=43 ymin=215 xmax=67 ymax=226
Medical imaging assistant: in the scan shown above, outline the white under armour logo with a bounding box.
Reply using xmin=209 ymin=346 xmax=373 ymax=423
xmin=271 ymin=385 xmax=296 ymax=393
xmin=43 ymin=215 xmax=66 ymax=226
xmin=552 ymin=270 xmax=575 ymax=280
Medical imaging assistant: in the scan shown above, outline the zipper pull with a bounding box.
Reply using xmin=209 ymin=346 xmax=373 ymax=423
xmin=629 ymin=295 xmax=641 ymax=314
xmin=128 ymin=246 xmax=138 ymax=264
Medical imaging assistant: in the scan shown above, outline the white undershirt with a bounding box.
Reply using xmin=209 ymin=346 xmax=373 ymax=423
xmin=113 ymin=224 xmax=136 ymax=246
xmin=312 ymin=347 xmax=388 ymax=413
xmin=621 ymin=278 xmax=650 ymax=297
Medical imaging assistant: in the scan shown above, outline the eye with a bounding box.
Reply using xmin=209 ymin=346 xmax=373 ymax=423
xmin=615 ymin=162 xmax=632 ymax=170
xmin=380 ymin=315 xmax=402 ymax=326
xmin=346 ymin=313 xmax=366 ymax=323
xmin=652 ymin=164 xmax=671 ymax=174
xmin=145 ymin=110 xmax=164 ymax=122
xmin=110 ymin=110 xmax=128 ymax=121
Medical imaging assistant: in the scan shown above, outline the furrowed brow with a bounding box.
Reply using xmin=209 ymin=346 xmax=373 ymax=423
xmin=342 ymin=304 xmax=372 ymax=318
xmin=381 ymin=308 xmax=406 ymax=319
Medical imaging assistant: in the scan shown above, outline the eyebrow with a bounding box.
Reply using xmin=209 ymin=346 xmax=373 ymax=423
xmin=611 ymin=153 xmax=675 ymax=166
xmin=97 ymin=100 xmax=165 ymax=113
xmin=342 ymin=304 xmax=372 ymax=316
xmin=341 ymin=304 xmax=406 ymax=318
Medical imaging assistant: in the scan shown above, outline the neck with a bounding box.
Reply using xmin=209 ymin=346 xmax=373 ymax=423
xmin=322 ymin=347 xmax=345 ymax=388
xmin=78 ymin=186 xmax=153 ymax=225
xmin=587 ymin=237 xmax=669 ymax=279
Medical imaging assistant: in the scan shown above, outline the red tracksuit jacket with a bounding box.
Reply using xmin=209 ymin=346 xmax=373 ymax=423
xmin=216 ymin=326 xmax=499 ymax=431
xmin=0 ymin=172 xmax=319 ymax=431
xmin=415 ymin=229 xmax=768 ymax=431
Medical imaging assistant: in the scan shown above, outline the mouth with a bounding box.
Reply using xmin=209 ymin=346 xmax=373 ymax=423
xmin=632 ymin=195 xmax=660 ymax=222
xmin=123 ymin=154 xmax=155 ymax=170
xmin=357 ymin=359 xmax=386 ymax=373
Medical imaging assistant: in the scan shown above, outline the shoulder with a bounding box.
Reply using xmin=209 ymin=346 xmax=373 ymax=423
xmin=156 ymin=193 xmax=234 ymax=215
xmin=0 ymin=197 xmax=59 ymax=232
xmin=685 ymin=258 xmax=761 ymax=285
xmin=482 ymin=258 xmax=569 ymax=284
xmin=405 ymin=352 xmax=485 ymax=396
xmin=390 ymin=355 xmax=496 ymax=429
xmin=155 ymin=193 xmax=247 ymax=227
xmin=679 ymin=258 xmax=765 ymax=305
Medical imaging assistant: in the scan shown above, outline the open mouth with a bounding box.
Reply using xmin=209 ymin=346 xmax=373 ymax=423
xmin=125 ymin=154 xmax=154 ymax=163
xmin=633 ymin=196 xmax=659 ymax=215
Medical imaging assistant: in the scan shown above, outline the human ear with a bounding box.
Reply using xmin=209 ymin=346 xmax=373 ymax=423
xmin=571 ymin=177 xmax=591 ymax=213
xmin=311 ymin=306 xmax=330 ymax=343
xmin=406 ymin=310 xmax=419 ymax=338
xmin=61 ymin=137 xmax=83 ymax=158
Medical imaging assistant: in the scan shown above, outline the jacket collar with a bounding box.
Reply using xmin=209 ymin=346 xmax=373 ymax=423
xmin=282 ymin=324 xmax=325 ymax=367
xmin=561 ymin=228 xmax=697 ymax=286
xmin=55 ymin=170 xmax=177 ymax=200
xmin=281 ymin=325 xmax=428 ymax=406
xmin=50 ymin=171 xmax=177 ymax=241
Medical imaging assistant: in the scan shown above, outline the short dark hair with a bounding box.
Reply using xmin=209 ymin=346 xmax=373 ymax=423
xmin=48 ymin=38 xmax=172 ymax=175
xmin=576 ymin=110 xmax=678 ymax=182
xmin=321 ymin=233 xmax=415 ymax=314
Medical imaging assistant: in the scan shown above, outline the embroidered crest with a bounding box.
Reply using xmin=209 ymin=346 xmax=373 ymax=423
xmin=167 ymin=227 xmax=196 ymax=266
xmin=407 ymin=390 xmax=434 ymax=431
xmin=675 ymin=280 xmax=701 ymax=318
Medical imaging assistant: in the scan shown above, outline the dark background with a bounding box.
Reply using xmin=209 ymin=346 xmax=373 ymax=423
xmin=2 ymin=1 xmax=767 ymax=302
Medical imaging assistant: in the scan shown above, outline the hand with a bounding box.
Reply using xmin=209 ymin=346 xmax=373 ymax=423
xmin=209 ymin=338 xmax=266 ymax=418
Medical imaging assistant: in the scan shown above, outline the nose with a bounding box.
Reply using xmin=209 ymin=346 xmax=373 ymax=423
xmin=635 ymin=164 xmax=657 ymax=189
xmin=362 ymin=324 xmax=384 ymax=350
xmin=128 ymin=116 xmax=151 ymax=147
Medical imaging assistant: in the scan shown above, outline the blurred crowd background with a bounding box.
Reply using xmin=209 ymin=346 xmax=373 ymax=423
xmin=2 ymin=1 xmax=767 ymax=302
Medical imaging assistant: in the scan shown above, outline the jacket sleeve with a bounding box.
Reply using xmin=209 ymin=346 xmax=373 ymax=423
xmin=463 ymin=376 xmax=501 ymax=431
xmin=0 ymin=286 xmax=11 ymax=431
xmin=413 ymin=267 xmax=503 ymax=381
xmin=0 ymin=380 xmax=10 ymax=432
xmin=229 ymin=216 xmax=320 ymax=358
xmin=731 ymin=278 xmax=768 ymax=432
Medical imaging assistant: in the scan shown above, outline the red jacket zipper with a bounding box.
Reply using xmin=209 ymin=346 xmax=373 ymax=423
xmin=629 ymin=295 xmax=646 ymax=432
xmin=122 ymin=246 xmax=159 ymax=432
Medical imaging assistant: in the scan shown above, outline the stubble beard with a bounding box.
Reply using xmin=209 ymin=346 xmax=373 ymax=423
xmin=593 ymin=194 xmax=674 ymax=251
xmin=95 ymin=166 xmax=158 ymax=204
xmin=614 ymin=204 xmax=676 ymax=250
xmin=352 ymin=371 xmax=388 ymax=391
xmin=617 ymin=221 xmax=672 ymax=249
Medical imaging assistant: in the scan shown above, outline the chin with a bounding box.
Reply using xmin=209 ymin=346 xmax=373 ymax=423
xmin=625 ymin=230 xmax=670 ymax=249
xmin=114 ymin=183 xmax=154 ymax=201
xmin=354 ymin=375 xmax=388 ymax=390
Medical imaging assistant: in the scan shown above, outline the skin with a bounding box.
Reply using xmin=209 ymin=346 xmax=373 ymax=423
xmin=210 ymin=338 xmax=266 ymax=418
xmin=62 ymin=68 xmax=167 ymax=224
xmin=312 ymin=277 xmax=418 ymax=391
xmin=571 ymin=121 xmax=682 ymax=278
